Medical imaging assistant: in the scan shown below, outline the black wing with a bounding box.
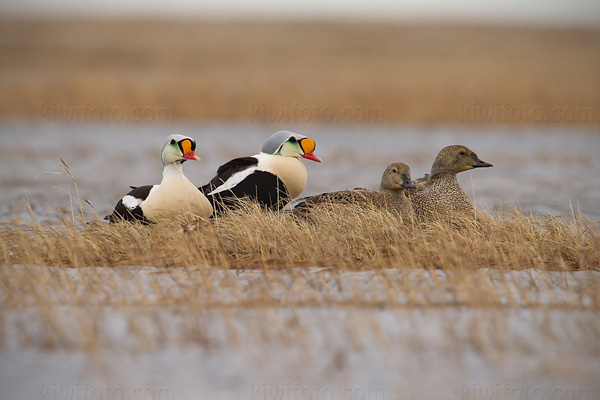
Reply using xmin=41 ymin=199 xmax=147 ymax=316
xmin=104 ymin=185 xmax=154 ymax=224
xmin=206 ymin=170 xmax=290 ymax=216
xmin=199 ymin=157 xmax=259 ymax=195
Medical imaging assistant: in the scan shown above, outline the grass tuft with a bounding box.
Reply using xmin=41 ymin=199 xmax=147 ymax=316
xmin=1 ymin=200 xmax=598 ymax=271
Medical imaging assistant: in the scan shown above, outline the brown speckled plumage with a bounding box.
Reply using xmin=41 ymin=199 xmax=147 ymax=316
xmin=293 ymin=162 xmax=416 ymax=222
xmin=407 ymin=145 xmax=493 ymax=221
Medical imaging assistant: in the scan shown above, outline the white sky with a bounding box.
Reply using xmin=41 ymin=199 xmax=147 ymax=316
xmin=1 ymin=0 xmax=600 ymax=28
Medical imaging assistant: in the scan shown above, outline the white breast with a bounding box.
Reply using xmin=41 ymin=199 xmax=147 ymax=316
xmin=142 ymin=167 xmax=212 ymax=221
xmin=257 ymin=153 xmax=307 ymax=199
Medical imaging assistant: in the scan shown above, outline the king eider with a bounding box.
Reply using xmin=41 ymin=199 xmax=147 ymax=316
xmin=200 ymin=131 xmax=321 ymax=215
xmin=292 ymin=162 xmax=417 ymax=222
xmin=406 ymin=145 xmax=493 ymax=221
xmin=105 ymin=134 xmax=213 ymax=223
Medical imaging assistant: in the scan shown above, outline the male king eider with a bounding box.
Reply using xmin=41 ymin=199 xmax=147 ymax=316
xmin=105 ymin=134 xmax=213 ymax=223
xmin=200 ymin=131 xmax=321 ymax=215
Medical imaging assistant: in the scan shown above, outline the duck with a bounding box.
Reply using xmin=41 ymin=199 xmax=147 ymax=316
xmin=406 ymin=145 xmax=492 ymax=220
xmin=292 ymin=162 xmax=417 ymax=222
xmin=200 ymin=131 xmax=321 ymax=215
xmin=105 ymin=134 xmax=213 ymax=223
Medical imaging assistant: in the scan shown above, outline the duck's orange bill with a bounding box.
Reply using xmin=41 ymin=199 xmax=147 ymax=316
xmin=299 ymin=138 xmax=321 ymax=162
xmin=180 ymin=139 xmax=200 ymax=160
xmin=301 ymin=152 xmax=322 ymax=162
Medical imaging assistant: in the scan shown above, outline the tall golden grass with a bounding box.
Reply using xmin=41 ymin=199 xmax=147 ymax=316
xmin=1 ymin=200 xmax=598 ymax=273
xmin=1 ymin=204 xmax=599 ymax=350
xmin=1 ymin=206 xmax=599 ymax=351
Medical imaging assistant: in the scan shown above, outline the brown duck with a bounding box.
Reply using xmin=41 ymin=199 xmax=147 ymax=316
xmin=407 ymin=145 xmax=492 ymax=220
xmin=293 ymin=162 xmax=417 ymax=221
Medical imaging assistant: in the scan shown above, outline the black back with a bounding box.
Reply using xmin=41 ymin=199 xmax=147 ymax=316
xmin=206 ymin=171 xmax=290 ymax=216
xmin=199 ymin=157 xmax=259 ymax=195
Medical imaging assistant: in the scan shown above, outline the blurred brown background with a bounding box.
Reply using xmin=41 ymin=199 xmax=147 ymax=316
xmin=1 ymin=19 xmax=599 ymax=124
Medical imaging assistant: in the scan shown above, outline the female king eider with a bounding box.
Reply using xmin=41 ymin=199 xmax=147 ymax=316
xmin=200 ymin=131 xmax=321 ymax=215
xmin=105 ymin=134 xmax=213 ymax=223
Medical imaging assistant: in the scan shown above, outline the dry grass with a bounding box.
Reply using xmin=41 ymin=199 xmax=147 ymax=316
xmin=1 ymin=199 xmax=599 ymax=351
xmin=0 ymin=19 xmax=599 ymax=124
xmin=1 ymin=202 xmax=598 ymax=273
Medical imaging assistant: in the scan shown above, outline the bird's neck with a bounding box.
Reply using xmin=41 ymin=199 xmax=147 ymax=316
xmin=270 ymin=151 xmax=300 ymax=160
xmin=162 ymin=162 xmax=186 ymax=181
xmin=430 ymin=171 xmax=457 ymax=180
xmin=381 ymin=187 xmax=405 ymax=195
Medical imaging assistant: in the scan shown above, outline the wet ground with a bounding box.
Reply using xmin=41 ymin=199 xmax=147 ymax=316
xmin=1 ymin=267 xmax=599 ymax=400
xmin=1 ymin=122 xmax=599 ymax=221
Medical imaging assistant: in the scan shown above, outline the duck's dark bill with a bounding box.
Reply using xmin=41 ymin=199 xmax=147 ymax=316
xmin=472 ymin=155 xmax=493 ymax=168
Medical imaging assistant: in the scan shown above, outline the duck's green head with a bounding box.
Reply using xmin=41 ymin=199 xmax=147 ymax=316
xmin=261 ymin=131 xmax=322 ymax=162
xmin=161 ymin=134 xmax=201 ymax=166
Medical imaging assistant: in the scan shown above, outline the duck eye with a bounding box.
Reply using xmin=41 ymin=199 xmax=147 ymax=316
xmin=392 ymin=169 xmax=397 ymax=173
xmin=288 ymin=137 xmax=297 ymax=143
xmin=459 ymin=151 xmax=466 ymax=155
xmin=170 ymin=139 xmax=176 ymax=145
